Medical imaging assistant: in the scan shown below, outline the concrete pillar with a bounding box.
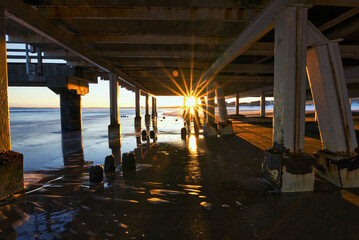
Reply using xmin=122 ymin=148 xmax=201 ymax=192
xmin=151 ymin=96 xmax=157 ymax=132
xmin=260 ymin=92 xmax=265 ymax=118
xmin=215 ymin=86 xmax=229 ymax=122
xmin=206 ymin=81 xmax=215 ymax=123
xmin=204 ymin=80 xmax=217 ymax=136
xmin=60 ymin=93 xmax=82 ymax=131
xmin=200 ymin=97 xmax=207 ymax=120
xmin=0 ymin=8 xmax=24 ymax=200
xmin=145 ymin=94 xmax=151 ymax=126
xmin=134 ymin=87 xmax=141 ymax=130
xmin=108 ymin=73 xmax=121 ymax=145
xmin=263 ymin=6 xmax=315 ymax=193
xmin=308 ymin=41 xmax=357 ymax=153
xmin=154 ymin=97 xmax=157 ymax=117
xmin=235 ymin=93 xmax=239 ymax=116
xmin=152 ymin=96 xmax=156 ymax=119
xmin=216 ymin=85 xmax=233 ymax=135
xmin=272 ymin=6 xmax=307 ymax=153
xmin=0 ymin=8 xmax=10 ymax=152
xmin=61 ymin=131 xmax=84 ymax=166
xmin=307 ymin=40 xmax=359 ymax=188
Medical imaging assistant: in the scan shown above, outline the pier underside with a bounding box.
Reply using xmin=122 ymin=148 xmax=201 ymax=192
xmin=2 ymin=0 xmax=359 ymax=231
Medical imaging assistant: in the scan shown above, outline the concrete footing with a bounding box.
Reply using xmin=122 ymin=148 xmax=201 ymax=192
xmin=203 ymin=122 xmax=217 ymax=137
xmin=315 ymin=150 xmax=359 ymax=188
xmin=0 ymin=151 xmax=24 ymax=200
xmin=218 ymin=121 xmax=233 ymax=135
xmin=262 ymin=149 xmax=315 ymax=192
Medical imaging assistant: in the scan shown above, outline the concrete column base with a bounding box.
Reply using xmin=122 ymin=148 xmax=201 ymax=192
xmin=218 ymin=121 xmax=233 ymax=135
xmin=262 ymin=149 xmax=315 ymax=192
xmin=315 ymin=150 xmax=359 ymax=188
xmin=0 ymin=151 xmax=24 ymax=200
xmin=203 ymin=122 xmax=217 ymax=137
xmin=108 ymin=123 xmax=121 ymax=148
xmin=134 ymin=116 xmax=142 ymax=131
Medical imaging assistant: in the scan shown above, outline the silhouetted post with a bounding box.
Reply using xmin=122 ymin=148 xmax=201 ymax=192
xmin=260 ymin=92 xmax=265 ymax=118
xmin=235 ymin=93 xmax=239 ymax=115
xmin=134 ymin=87 xmax=141 ymax=131
xmin=108 ymin=73 xmax=121 ymax=144
xmin=145 ymin=94 xmax=151 ymax=126
xmin=60 ymin=92 xmax=82 ymax=131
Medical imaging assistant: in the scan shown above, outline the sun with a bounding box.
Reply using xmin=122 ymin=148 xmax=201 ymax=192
xmin=185 ymin=96 xmax=196 ymax=108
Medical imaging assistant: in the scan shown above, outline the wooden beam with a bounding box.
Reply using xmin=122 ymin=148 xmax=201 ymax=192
xmin=0 ymin=0 xmax=149 ymax=93
xmin=197 ymin=0 xmax=304 ymax=87
xmin=326 ymin=16 xmax=359 ymax=39
xmin=318 ymin=7 xmax=359 ymax=32
xmin=42 ymin=43 xmax=275 ymax=59
xmin=307 ymin=0 xmax=359 ymax=7
xmin=36 ymin=7 xmax=256 ymax=22
xmin=8 ymin=34 xmax=235 ymax=45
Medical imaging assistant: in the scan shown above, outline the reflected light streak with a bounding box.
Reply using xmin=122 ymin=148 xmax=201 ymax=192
xmin=188 ymin=134 xmax=197 ymax=152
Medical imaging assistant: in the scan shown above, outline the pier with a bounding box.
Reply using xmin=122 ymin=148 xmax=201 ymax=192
xmin=2 ymin=0 xmax=359 ymax=238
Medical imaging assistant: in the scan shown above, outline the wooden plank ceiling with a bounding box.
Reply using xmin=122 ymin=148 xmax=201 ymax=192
xmin=4 ymin=0 xmax=359 ymax=96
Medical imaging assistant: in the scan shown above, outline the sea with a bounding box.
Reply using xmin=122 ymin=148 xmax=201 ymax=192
xmin=9 ymin=107 xmax=183 ymax=172
xmin=10 ymin=103 xmax=359 ymax=172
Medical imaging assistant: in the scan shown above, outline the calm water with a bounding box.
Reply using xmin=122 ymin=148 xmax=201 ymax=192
xmin=10 ymin=107 xmax=184 ymax=172
xmin=10 ymin=103 xmax=359 ymax=172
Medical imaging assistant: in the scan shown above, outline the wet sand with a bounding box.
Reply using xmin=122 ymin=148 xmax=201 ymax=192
xmin=2 ymin=111 xmax=359 ymax=239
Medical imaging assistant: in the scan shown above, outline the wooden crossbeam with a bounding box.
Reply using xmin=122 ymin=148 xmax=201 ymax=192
xmin=36 ymin=7 xmax=256 ymax=22
xmin=0 ymin=0 xmax=150 ymax=93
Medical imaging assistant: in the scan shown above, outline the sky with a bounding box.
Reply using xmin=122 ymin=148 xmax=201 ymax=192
xmin=6 ymin=39 xmax=259 ymax=108
xmin=8 ymin=80 xmax=184 ymax=108
xmin=8 ymin=81 xmax=261 ymax=108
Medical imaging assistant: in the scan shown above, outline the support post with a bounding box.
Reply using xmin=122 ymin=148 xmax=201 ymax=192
xmin=204 ymin=80 xmax=217 ymax=136
xmin=307 ymin=39 xmax=359 ymax=188
xmin=235 ymin=93 xmax=239 ymax=116
xmin=260 ymin=92 xmax=266 ymax=118
xmin=0 ymin=8 xmax=10 ymax=152
xmin=145 ymin=94 xmax=151 ymax=127
xmin=200 ymin=97 xmax=207 ymax=121
xmin=152 ymin=97 xmax=157 ymax=132
xmin=152 ymin=96 xmax=156 ymax=119
xmin=60 ymin=92 xmax=82 ymax=131
xmin=0 ymin=7 xmax=23 ymax=200
xmin=263 ymin=6 xmax=315 ymax=192
xmin=108 ymin=73 xmax=121 ymax=147
xmin=215 ymin=84 xmax=233 ymax=135
xmin=134 ymin=87 xmax=141 ymax=131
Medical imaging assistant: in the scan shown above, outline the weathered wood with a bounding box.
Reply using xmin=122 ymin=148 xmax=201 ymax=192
xmin=0 ymin=7 xmax=10 ymax=151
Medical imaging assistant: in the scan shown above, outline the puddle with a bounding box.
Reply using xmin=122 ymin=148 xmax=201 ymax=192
xmin=200 ymin=202 xmax=212 ymax=210
xmin=147 ymin=198 xmax=170 ymax=204
xmin=150 ymin=189 xmax=184 ymax=196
